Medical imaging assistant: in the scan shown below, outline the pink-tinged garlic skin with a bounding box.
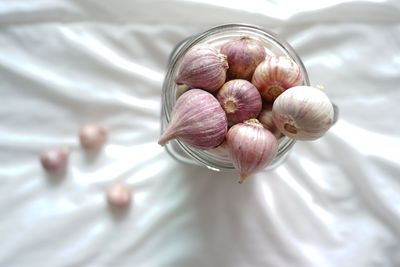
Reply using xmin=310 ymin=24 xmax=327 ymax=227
xmin=40 ymin=147 xmax=69 ymax=174
xmin=216 ymin=79 xmax=262 ymax=126
xmin=107 ymin=184 xmax=131 ymax=208
xmin=226 ymin=119 xmax=278 ymax=183
xmin=257 ymin=106 xmax=283 ymax=139
xmin=158 ymin=89 xmax=228 ymax=149
xmin=175 ymin=45 xmax=228 ymax=92
xmin=272 ymin=86 xmax=334 ymax=141
xmin=220 ymin=36 xmax=266 ymax=80
xmin=79 ymin=124 xmax=107 ymax=150
xmin=251 ymin=56 xmax=302 ymax=102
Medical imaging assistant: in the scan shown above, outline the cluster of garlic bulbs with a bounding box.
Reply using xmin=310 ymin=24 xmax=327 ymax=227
xmin=159 ymin=36 xmax=335 ymax=183
xmin=40 ymin=124 xmax=132 ymax=208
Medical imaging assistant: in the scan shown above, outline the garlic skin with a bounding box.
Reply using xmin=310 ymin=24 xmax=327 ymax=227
xmin=257 ymin=106 xmax=282 ymax=139
xmin=176 ymin=84 xmax=190 ymax=99
xmin=40 ymin=147 xmax=69 ymax=174
xmin=175 ymin=45 xmax=228 ymax=92
xmin=226 ymin=119 xmax=278 ymax=183
xmin=158 ymin=89 xmax=228 ymax=149
xmin=216 ymin=79 xmax=262 ymax=126
xmin=107 ymin=184 xmax=131 ymax=208
xmin=272 ymin=86 xmax=334 ymax=140
xmin=220 ymin=36 xmax=266 ymax=80
xmin=79 ymin=124 xmax=107 ymax=150
xmin=251 ymin=56 xmax=302 ymax=102
xmin=207 ymin=140 xmax=228 ymax=157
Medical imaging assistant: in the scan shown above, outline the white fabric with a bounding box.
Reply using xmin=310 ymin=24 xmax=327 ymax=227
xmin=1 ymin=1 xmax=400 ymax=266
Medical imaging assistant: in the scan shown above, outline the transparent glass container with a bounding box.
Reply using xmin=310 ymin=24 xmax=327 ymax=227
xmin=160 ymin=23 xmax=310 ymax=172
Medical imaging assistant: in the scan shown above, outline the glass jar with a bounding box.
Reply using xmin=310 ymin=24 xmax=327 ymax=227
xmin=160 ymin=23 xmax=310 ymax=172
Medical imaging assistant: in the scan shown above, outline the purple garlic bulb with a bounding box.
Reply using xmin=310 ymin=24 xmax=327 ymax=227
xmin=158 ymin=89 xmax=228 ymax=149
xmin=175 ymin=45 xmax=228 ymax=92
xmin=216 ymin=79 xmax=262 ymax=126
xmin=221 ymin=36 xmax=266 ymax=80
xmin=226 ymin=119 xmax=278 ymax=183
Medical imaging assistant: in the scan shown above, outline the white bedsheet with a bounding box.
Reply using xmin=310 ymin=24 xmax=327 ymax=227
xmin=1 ymin=1 xmax=400 ymax=266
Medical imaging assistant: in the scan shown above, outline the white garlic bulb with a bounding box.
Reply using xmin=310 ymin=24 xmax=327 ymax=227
xmin=272 ymin=86 xmax=335 ymax=140
xmin=79 ymin=124 xmax=107 ymax=150
xmin=106 ymin=184 xmax=131 ymax=208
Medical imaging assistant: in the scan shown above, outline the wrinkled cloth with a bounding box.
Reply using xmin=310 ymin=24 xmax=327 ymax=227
xmin=1 ymin=1 xmax=400 ymax=266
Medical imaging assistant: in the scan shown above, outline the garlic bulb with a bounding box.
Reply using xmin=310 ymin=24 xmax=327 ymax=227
xmin=220 ymin=36 xmax=266 ymax=80
xmin=216 ymin=79 xmax=262 ymax=126
xmin=107 ymin=184 xmax=131 ymax=208
xmin=272 ymin=86 xmax=334 ymax=140
xmin=226 ymin=119 xmax=278 ymax=183
xmin=175 ymin=45 xmax=228 ymax=92
xmin=40 ymin=147 xmax=69 ymax=174
xmin=257 ymin=105 xmax=282 ymax=139
xmin=79 ymin=124 xmax=107 ymax=150
xmin=251 ymin=56 xmax=302 ymax=102
xmin=158 ymin=89 xmax=227 ymax=149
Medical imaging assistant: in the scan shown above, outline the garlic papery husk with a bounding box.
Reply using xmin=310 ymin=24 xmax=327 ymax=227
xmin=175 ymin=45 xmax=228 ymax=92
xmin=216 ymin=79 xmax=262 ymax=126
xmin=158 ymin=89 xmax=228 ymax=149
xmin=257 ymin=106 xmax=283 ymax=139
xmin=272 ymin=86 xmax=335 ymax=140
xmin=251 ymin=56 xmax=302 ymax=102
xmin=207 ymin=140 xmax=228 ymax=157
xmin=220 ymin=36 xmax=266 ymax=80
xmin=226 ymin=119 xmax=278 ymax=183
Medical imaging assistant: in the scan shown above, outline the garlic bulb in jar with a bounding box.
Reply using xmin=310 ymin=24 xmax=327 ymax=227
xmin=272 ymin=86 xmax=335 ymax=140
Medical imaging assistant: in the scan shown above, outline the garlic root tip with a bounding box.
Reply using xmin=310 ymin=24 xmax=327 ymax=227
xmin=157 ymin=139 xmax=167 ymax=146
xmin=158 ymin=134 xmax=172 ymax=146
xmin=158 ymin=136 xmax=170 ymax=146
xmin=224 ymin=99 xmax=237 ymax=113
xmin=239 ymin=174 xmax=248 ymax=184
xmin=284 ymin=123 xmax=298 ymax=134
xmin=158 ymin=132 xmax=174 ymax=146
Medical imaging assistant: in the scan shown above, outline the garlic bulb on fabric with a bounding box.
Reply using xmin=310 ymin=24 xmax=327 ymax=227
xmin=107 ymin=184 xmax=131 ymax=208
xmin=175 ymin=45 xmax=228 ymax=92
xmin=257 ymin=106 xmax=282 ymax=139
xmin=40 ymin=147 xmax=69 ymax=174
xmin=251 ymin=56 xmax=302 ymax=102
xmin=79 ymin=124 xmax=107 ymax=150
xmin=220 ymin=36 xmax=266 ymax=80
xmin=272 ymin=86 xmax=334 ymax=140
xmin=158 ymin=89 xmax=228 ymax=149
xmin=216 ymin=79 xmax=262 ymax=126
xmin=226 ymin=119 xmax=278 ymax=183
